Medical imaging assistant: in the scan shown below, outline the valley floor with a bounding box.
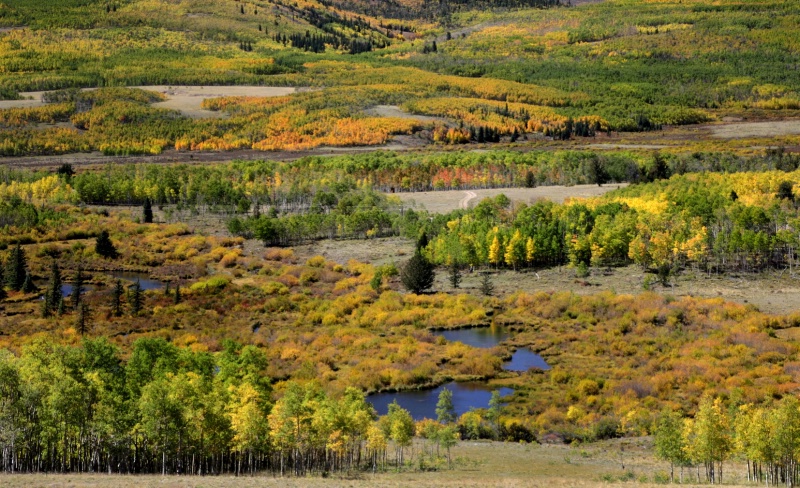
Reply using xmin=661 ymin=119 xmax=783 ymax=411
xmin=0 ymin=438 xmax=752 ymax=487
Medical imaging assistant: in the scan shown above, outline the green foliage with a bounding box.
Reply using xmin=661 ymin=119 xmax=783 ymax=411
xmin=5 ymin=243 xmax=26 ymax=291
xmin=143 ymin=197 xmax=153 ymax=223
xmin=400 ymin=252 xmax=435 ymax=294
xmin=94 ymin=230 xmax=117 ymax=259
xmin=190 ymin=275 xmax=230 ymax=293
xmin=111 ymin=279 xmax=123 ymax=317
xmin=70 ymin=264 xmax=84 ymax=310
xmin=479 ymin=272 xmax=494 ymax=296
xmin=436 ymin=388 xmax=456 ymax=424
xmin=128 ymin=279 xmax=143 ymax=315
xmin=448 ymin=261 xmax=462 ymax=290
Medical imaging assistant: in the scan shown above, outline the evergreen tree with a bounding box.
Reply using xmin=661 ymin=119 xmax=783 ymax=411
xmin=75 ymin=302 xmax=89 ymax=335
xmin=21 ymin=271 xmax=36 ymax=293
xmin=56 ymin=296 xmax=65 ymax=316
xmin=40 ymin=292 xmax=50 ymax=317
xmin=6 ymin=243 xmax=26 ymax=291
xmin=129 ymin=279 xmax=143 ymax=315
xmin=777 ymin=181 xmax=795 ymax=202
xmin=416 ymin=231 xmax=429 ymax=251
xmin=448 ymin=261 xmax=462 ymax=290
xmin=173 ymin=284 xmax=181 ymax=305
xmin=143 ymin=198 xmax=153 ymax=223
xmin=435 ymin=388 xmax=456 ymax=424
xmin=46 ymin=260 xmax=62 ymax=313
xmin=112 ymin=279 xmax=124 ymax=317
xmin=95 ymin=230 xmax=118 ymax=259
xmin=71 ymin=265 xmax=84 ymax=310
xmin=479 ymin=271 xmax=495 ymax=296
xmin=400 ymin=252 xmax=435 ymax=294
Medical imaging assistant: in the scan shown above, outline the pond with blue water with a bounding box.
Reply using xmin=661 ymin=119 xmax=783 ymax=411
xmin=367 ymin=325 xmax=549 ymax=420
xmin=111 ymin=272 xmax=165 ymax=291
xmin=369 ymin=382 xmax=514 ymax=420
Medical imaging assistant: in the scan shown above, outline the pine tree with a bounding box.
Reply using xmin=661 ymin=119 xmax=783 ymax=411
xmin=75 ymin=302 xmax=89 ymax=335
xmin=40 ymin=292 xmax=50 ymax=317
xmin=46 ymin=260 xmax=62 ymax=313
xmin=479 ymin=271 xmax=494 ymax=296
xmin=173 ymin=284 xmax=181 ymax=305
xmin=112 ymin=279 xmax=124 ymax=317
xmin=129 ymin=279 xmax=143 ymax=315
xmin=6 ymin=243 xmax=26 ymax=291
xmin=416 ymin=231 xmax=429 ymax=251
xmin=95 ymin=230 xmax=117 ymax=259
xmin=22 ymin=271 xmax=36 ymax=293
xmin=400 ymin=252 xmax=435 ymax=294
xmin=448 ymin=261 xmax=461 ymax=290
xmin=71 ymin=265 xmax=84 ymax=310
xmin=143 ymin=198 xmax=153 ymax=223
xmin=56 ymin=296 xmax=65 ymax=316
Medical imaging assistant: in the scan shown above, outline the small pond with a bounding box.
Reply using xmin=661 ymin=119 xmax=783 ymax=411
xmin=432 ymin=326 xmax=550 ymax=372
xmin=368 ymin=382 xmax=514 ymax=421
xmin=111 ymin=272 xmax=165 ymax=291
xmin=436 ymin=325 xmax=510 ymax=349
xmin=37 ymin=283 xmax=93 ymax=298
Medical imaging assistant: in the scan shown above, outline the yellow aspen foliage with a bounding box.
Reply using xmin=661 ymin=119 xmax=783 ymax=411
xmin=488 ymin=235 xmax=503 ymax=267
xmin=525 ymin=237 xmax=536 ymax=264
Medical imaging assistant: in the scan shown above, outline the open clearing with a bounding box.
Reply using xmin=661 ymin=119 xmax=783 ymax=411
xmin=705 ymin=119 xmax=800 ymax=138
xmin=0 ymin=86 xmax=299 ymax=118
xmin=364 ymin=105 xmax=448 ymax=125
xmin=289 ymin=235 xmax=800 ymax=316
xmin=0 ymin=437 xmax=752 ymax=487
xmin=393 ymin=184 xmax=627 ymax=213
xmin=147 ymin=85 xmax=298 ymax=118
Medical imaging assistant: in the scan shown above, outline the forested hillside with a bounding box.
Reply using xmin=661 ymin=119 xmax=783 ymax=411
xmin=1 ymin=0 xmax=800 ymax=156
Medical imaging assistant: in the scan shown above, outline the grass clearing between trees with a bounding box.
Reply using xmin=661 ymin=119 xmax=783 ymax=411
xmin=0 ymin=437 xmax=754 ymax=487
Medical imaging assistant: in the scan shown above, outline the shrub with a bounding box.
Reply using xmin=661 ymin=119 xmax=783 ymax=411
xmin=306 ymin=255 xmax=326 ymax=268
xmin=190 ymin=275 xmax=230 ymax=293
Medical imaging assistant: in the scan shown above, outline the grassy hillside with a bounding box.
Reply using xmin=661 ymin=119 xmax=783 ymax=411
xmin=1 ymin=0 xmax=800 ymax=156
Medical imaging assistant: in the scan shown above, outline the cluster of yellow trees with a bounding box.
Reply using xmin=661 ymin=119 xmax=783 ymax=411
xmin=656 ymin=396 xmax=800 ymax=486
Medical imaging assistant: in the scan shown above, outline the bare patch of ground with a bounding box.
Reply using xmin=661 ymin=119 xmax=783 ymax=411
xmin=0 ymin=437 xmax=752 ymax=487
xmin=0 ymin=86 xmax=299 ymax=118
xmin=704 ymin=119 xmax=800 ymax=138
xmin=291 ymin=236 xmax=412 ymax=268
xmin=451 ymin=265 xmax=800 ymax=316
xmin=365 ymin=105 xmax=447 ymax=125
xmin=146 ymin=85 xmax=298 ymax=119
xmin=0 ymin=91 xmax=47 ymax=110
xmin=394 ymin=184 xmax=627 ymax=213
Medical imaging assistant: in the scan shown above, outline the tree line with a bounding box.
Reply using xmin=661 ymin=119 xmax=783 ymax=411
xmin=655 ymin=395 xmax=800 ymax=486
xmin=0 ymin=338 xmax=457 ymax=475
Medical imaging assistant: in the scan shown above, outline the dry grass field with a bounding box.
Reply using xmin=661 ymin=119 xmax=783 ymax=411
xmin=0 ymin=438 xmax=754 ymax=488
xmin=289 ymin=235 xmax=800 ymax=316
xmin=393 ymin=185 xmax=627 ymax=213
